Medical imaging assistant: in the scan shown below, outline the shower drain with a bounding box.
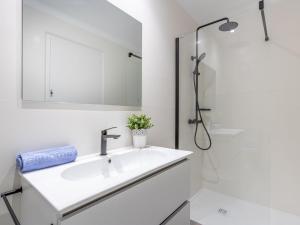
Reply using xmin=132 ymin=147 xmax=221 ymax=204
xmin=218 ymin=208 xmax=228 ymax=215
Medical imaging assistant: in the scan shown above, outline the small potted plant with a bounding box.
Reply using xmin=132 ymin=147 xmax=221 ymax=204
xmin=127 ymin=114 xmax=154 ymax=148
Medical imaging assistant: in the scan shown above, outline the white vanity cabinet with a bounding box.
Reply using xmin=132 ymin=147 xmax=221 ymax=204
xmin=20 ymin=161 xmax=190 ymax=225
xmin=19 ymin=147 xmax=192 ymax=225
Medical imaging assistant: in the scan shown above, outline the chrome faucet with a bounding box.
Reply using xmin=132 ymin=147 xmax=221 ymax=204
xmin=101 ymin=127 xmax=121 ymax=156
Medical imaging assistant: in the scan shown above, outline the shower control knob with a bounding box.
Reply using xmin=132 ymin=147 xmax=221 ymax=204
xmin=191 ymin=56 xmax=197 ymax=61
xmin=188 ymin=119 xmax=202 ymax=124
xmin=188 ymin=119 xmax=195 ymax=124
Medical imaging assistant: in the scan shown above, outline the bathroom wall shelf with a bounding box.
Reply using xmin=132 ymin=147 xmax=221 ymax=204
xmin=209 ymin=129 xmax=244 ymax=136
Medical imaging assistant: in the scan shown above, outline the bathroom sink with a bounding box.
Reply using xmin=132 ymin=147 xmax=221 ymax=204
xmin=61 ymin=158 xmax=122 ymax=181
xmin=61 ymin=150 xmax=166 ymax=181
xmin=20 ymin=146 xmax=192 ymax=214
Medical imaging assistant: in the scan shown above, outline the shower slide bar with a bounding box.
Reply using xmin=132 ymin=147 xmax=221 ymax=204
xmin=1 ymin=187 xmax=23 ymax=225
xmin=259 ymin=0 xmax=270 ymax=41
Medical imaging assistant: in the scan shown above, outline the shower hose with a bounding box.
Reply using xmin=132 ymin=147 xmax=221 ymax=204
xmin=192 ymin=72 xmax=212 ymax=151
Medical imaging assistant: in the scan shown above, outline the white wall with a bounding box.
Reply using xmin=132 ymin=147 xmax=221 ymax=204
xmin=0 ymin=0 xmax=196 ymax=223
xmin=179 ymin=0 xmax=300 ymax=217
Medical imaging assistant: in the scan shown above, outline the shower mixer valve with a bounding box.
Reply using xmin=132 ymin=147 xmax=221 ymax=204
xmin=188 ymin=118 xmax=202 ymax=125
xmin=188 ymin=108 xmax=211 ymax=124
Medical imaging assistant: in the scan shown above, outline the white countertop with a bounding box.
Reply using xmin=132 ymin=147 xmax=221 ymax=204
xmin=20 ymin=146 xmax=192 ymax=215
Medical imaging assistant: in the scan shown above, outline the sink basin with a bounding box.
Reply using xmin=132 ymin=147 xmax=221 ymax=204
xmin=62 ymin=158 xmax=121 ymax=181
xmin=21 ymin=146 xmax=192 ymax=214
xmin=62 ymin=150 xmax=166 ymax=181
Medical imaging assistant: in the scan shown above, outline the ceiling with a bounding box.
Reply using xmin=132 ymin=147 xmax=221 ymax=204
xmin=176 ymin=0 xmax=259 ymax=24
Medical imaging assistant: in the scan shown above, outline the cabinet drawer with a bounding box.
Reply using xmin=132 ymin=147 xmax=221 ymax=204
xmin=161 ymin=201 xmax=190 ymax=225
xmin=61 ymin=160 xmax=190 ymax=225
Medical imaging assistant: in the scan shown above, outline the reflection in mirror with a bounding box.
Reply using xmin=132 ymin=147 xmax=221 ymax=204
xmin=22 ymin=0 xmax=142 ymax=107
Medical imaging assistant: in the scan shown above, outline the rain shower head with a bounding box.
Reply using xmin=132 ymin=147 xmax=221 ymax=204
xmin=219 ymin=20 xmax=239 ymax=32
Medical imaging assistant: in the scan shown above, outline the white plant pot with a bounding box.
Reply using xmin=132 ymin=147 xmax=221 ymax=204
xmin=132 ymin=129 xmax=147 ymax=148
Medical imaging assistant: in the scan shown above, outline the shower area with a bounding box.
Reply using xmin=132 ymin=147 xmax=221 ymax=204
xmin=175 ymin=1 xmax=300 ymax=225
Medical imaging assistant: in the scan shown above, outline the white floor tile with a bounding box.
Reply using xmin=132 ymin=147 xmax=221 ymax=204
xmin=190 ymin=189 xmax=300 ymax=225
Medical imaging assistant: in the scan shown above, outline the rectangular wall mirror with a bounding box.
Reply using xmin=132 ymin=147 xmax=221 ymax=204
xmin=22 ymin=0 xmax=142 ymax=108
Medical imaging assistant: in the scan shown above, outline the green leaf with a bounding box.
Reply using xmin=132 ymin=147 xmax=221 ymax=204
xmin=127 ymin=113 xmax=154 ymax=130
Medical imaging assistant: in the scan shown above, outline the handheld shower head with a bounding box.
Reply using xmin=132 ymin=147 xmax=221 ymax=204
xmin=191 ymin=52 xmax=206 ymax=63
xmin=193 ymin=52 xmax=206 ymax=75
xmin=198 ymin=52 xmax=206 ymax=63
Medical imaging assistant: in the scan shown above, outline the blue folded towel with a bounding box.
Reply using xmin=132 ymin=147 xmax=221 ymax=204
xmin=16 ymin=145 xmax=78 ymax=173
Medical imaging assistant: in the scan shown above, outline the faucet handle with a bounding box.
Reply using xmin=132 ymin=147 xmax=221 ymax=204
xmin=102 ymin=127 xmax=117 ymax=134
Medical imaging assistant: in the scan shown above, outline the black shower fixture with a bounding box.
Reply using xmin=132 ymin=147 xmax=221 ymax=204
xmin=174 ymin=17 xmax=239 ymax=150
xmin=189 ymin=17 xmax=239 ymax=151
